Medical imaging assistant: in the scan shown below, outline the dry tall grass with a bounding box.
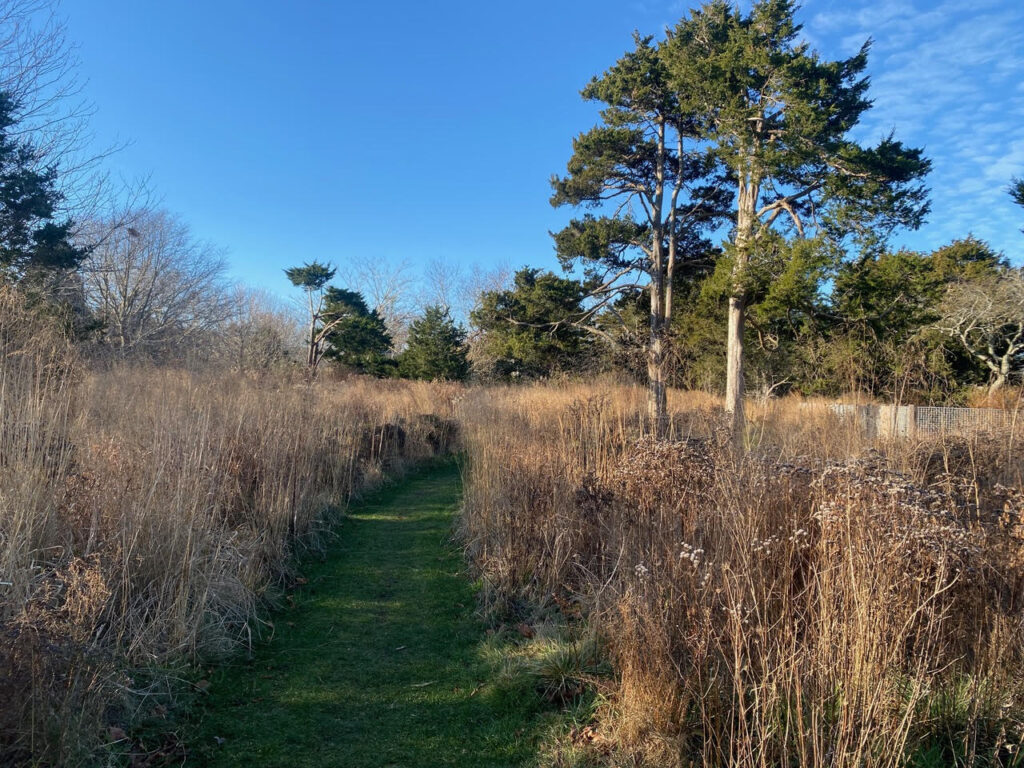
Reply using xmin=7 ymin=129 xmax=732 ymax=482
xmin=459 ymin=383 xmax=1024 ymax=767
xmin=0 ymin=287 xmax=461 ymax=765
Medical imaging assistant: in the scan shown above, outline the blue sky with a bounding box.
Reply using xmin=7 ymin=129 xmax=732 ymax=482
xmin=63 ymin=0 xmax=1024 ymax=297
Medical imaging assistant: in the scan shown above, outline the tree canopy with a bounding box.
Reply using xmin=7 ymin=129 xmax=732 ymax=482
xmin=321 ymin=287 xmax=394 ymax=376
xmin=0 ymin=91 xmax=82 ymax=280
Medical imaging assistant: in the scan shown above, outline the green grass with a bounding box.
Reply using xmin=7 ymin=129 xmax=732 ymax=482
xmin=191 ymin=460 xmax=546 ymax=767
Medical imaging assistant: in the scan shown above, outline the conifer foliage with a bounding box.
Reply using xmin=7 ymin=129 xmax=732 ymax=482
xmin=0 ymin=91 xmax=82 ymax=279
xmin=399 ymin=304 xmax=469 ymax=381
xmin=320 ymin=287 xmax=393 ymax=375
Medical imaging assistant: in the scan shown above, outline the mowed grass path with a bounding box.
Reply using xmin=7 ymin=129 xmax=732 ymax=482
xmin=193 ymin=461 xmax=542 ymax=767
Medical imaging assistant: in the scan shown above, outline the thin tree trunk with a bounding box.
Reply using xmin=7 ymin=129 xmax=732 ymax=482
xmin=725 ymin=294 xmax=745 ymax=437
xmin=648 ymin=317 xmax=668 ymax=438
xmin=647 ymin=119 xmax=669 ymax=439
xmin=726 ymin=176 xmax=758 ymax=445
xmin=648 ymin=262 xmax=669 ymax=437
xmin=306 ymin=290 xmax=318 ymax=370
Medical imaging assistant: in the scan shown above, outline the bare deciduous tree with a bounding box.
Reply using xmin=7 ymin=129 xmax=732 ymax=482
xmin=935 ymin=269 xmax=1024 ymax=392
xmin=418 ymin=258 xmax=512 ymax=328
xmin=0 ymin=0 xmax=126 ymax=220
xmin=419 ymin=258 xmax=463 ymax=314
xmin=80 ymin=209 xmax=231 ymax=359
xmin=219 ymin=286 xmax=302 ymax=373
xmin=341 ymin=255 xmax=418 ymax=349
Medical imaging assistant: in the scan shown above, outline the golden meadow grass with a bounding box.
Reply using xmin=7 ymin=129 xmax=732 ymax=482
xmin=457 ymin=383 xmax=1024 ymax=767
xmin=0 ymin=288 xmax=462 ymax=764
xmin=4 ymin=279 xmax=1024 ymax=766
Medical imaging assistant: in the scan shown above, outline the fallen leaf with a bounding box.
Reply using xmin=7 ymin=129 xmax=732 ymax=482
xmin=194 ymin=679 xmax=211 ymax=692
xmin=108 ymin=726 xmax=128 ymax=742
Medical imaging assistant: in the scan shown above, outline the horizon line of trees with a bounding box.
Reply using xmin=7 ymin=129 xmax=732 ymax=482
xmin=462 ymin=232 xmax=1024 ymax=405
xmin=271 ymin=215 xmax=1022 ymax=402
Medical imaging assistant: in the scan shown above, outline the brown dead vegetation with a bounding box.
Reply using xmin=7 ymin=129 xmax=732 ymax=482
xmin=0 ymin=287 xmax=462 ymax=765
xmin=459 ymin=383 xmax=1024 ymax=767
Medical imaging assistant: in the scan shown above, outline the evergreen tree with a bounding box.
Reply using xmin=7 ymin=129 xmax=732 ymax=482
xmin=471 ymin=268 xmax=591 ymax=380
xmin=0 ymin=91 xmax=83 ymax=280
xmin=827 ymin=239 xmax=1004 ymax=399
xmin=285 ymin=260 xmax=338 ymax=370
xmin=550 ymin=33 xmax=729 ymax=434
xmin=665 ymin=0 xmax=930 ymax=438
xmin=399 ymin=305 xmax=469 ymax=381
xmin=321 ymin=287 xmax=394 ymax=376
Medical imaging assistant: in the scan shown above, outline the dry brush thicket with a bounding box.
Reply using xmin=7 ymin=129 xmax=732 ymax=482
xmin=0 ymin=287 xmax=461 ymax=764
xmin=459 ymin=385 xmax=1024 ymax=767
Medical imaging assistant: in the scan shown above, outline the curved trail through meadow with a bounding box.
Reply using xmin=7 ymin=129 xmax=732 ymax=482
xmin=194 ymin=461 xmax=541 ymax=767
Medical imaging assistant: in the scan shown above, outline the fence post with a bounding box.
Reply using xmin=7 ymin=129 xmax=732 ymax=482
xmin=864 ymin=405 xmax=878 ymax=440
xmin=878 ymin=405 xmax=892 ymax=439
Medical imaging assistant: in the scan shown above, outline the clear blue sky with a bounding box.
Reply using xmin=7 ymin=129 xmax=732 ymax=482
xmin=63 ymin=0 xmax=1024 ymax=297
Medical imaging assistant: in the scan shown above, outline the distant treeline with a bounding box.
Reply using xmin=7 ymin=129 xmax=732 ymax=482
xmin=468 ymin=236 xmax=1024 ymax=406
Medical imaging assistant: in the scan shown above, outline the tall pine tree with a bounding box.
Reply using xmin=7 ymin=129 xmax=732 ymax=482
xmin=550 ymin=33 xmax=729 ymax=435
xmin=666 ymin=0 xmax=930 ymax=439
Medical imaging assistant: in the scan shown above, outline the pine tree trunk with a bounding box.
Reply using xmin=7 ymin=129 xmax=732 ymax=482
xmin=648 ymin=326 xmax=668 ymax=438
xmin=307 ymin=321 xmax=317 ymax=369
xmin=648 ymin=269 xmax=668 ymax=439
xmin=725 ymin=293 xmax=745 ymax=438
xmin=646 ymin=120 xmax=670 ymax=440
xmin=725 ymin=178 xmax=758 ymax=446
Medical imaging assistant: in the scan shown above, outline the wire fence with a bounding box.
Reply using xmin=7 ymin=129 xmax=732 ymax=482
xmin=826 ymin=404 xmax=1020 ymax=438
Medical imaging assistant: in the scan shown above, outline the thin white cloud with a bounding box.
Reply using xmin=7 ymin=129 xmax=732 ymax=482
xmin=801 ymin=0 xmax=1024 ymax=255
